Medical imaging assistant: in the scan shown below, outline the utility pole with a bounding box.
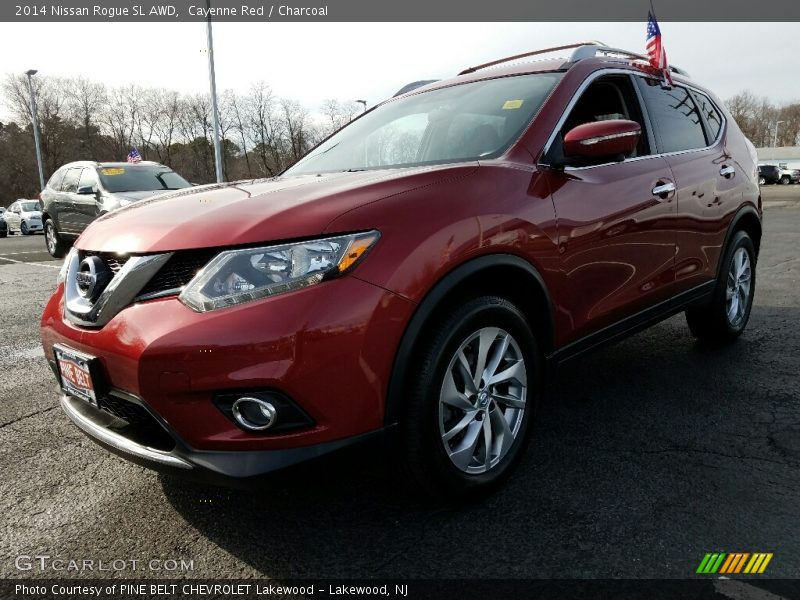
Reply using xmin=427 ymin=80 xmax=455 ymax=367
xmin=773 ymin=120 xmax=785 ymax=148
xmin=206 ymin=0 xmax=224 ymax=183
xmin=25 ymin=69 xmax=45 ymax=190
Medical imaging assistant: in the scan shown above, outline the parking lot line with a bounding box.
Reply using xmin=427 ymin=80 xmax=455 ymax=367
xmin=0 ymin=256 xmax=59 ymax=269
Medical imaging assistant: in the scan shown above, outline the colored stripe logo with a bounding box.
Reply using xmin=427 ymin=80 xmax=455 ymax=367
xmin=696 ymin=552 xmax=773 ymax=574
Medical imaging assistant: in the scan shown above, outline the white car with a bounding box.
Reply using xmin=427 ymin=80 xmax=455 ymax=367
xmin=4 ymin=200 xmax=43 ymax=235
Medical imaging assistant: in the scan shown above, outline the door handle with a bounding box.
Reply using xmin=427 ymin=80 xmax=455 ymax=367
xmin=651 ymin=181 xmax=676 ymax=200
xmin=719 ymin=165 xmax=735 ymax=178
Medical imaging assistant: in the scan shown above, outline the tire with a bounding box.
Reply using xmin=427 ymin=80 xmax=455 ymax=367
xmin=44 ymin=219 xmax=70 ymax=258
xmin=685 ymin=230 xmax=756 ymax=343
xmin=780 ymin=175 xmax=791 ymax=185
xmin=399 ymin=295 xmax=540 ymax=500
xmin=20 ymin=221 xmax=30 ymax=235
xmin=0 ymin=231 xmax=6 ymax=238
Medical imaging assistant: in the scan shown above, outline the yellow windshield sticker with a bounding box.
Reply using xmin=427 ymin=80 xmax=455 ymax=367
xmin=502 ymin=99 xmax=524 ymax=110
xmin=101 ymin=168 xmax=125 ymax=176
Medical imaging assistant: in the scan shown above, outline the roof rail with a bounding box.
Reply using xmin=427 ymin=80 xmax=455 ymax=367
xmin=569 ymin=43 xmax=690 ymax=76
xmin=458 ymin=41 xmax=689 ymax=77
xmin=457 ymin=41 xmax=607 ymax=75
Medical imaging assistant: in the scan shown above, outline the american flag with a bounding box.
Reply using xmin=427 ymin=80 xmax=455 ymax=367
xmin=127 ymin=147 xmax=142 ymax=164
xmin=646 ymin=10 xmax=674 ymax=86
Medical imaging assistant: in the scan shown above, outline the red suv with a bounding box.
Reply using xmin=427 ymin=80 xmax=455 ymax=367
xmin=41 ymin=43 xmax=761 ymax=498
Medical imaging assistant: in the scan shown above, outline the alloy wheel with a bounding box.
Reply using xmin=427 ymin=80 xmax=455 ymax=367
xmin=46 ymin=222 xmax=56 ymax=254
xmin=726 ymin=247 xmax=752 ymax=327
xmin=438 ymin=327 xmax=527 ymax=474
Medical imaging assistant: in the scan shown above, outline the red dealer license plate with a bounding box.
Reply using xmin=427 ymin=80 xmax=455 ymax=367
xmin=55 ymin=345 xmax=97 ymax=405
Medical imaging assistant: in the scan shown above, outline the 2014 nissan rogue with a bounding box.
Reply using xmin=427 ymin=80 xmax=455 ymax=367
xmin=41 ymin=43 xmax=762 ymax=498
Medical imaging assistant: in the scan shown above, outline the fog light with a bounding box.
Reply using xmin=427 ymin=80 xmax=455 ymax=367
xmin=231 ymin=397 xmax=277 ymax=431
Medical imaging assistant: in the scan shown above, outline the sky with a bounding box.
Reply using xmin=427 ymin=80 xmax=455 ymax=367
xmin=0 ymin=21 xmax=796 ymax=122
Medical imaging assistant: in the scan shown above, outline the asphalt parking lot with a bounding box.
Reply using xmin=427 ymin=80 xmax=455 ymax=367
xmin=1 ymin=186 xmax=799 ymax=581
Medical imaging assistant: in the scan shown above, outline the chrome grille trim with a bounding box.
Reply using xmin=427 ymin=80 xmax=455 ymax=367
xmin=64 ymin=252 xmax=173 ymax=327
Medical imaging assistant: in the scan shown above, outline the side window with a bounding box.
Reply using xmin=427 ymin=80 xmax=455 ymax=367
xmin=9 ymin=203 xmax=18 ymax=213
xmin=78 ymin=168 xmax=98 ymax=191
xmin=691 ymin=91 xmax=723 ymax=143
xmin=47 ymin=167 xmax=67 ymax=191
xmin=61 ymin=168 xmax=82 ymax=193
xmin=638 ymin=80 xmax=707 ymax=153
xmin=551 ymin=74 xmax=651 ymax=165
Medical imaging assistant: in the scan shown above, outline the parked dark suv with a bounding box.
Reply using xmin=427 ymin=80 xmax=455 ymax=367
xmin=757 ymin=165 xmax=781 ymax=185
xmin=41 ymin=43 xmax=761 ymax=499
xmin=40 ymin=161 xmax=191 ymax=258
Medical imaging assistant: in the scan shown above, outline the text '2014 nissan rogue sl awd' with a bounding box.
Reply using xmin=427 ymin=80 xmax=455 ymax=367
xmin=41 ymin=43 xmax=762 ymax=498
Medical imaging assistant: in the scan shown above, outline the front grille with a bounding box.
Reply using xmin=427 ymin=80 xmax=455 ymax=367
xmin=80 ymin=251 xmax=129 ymax=274
xmin=98 ymin=394 xmax=152 ymax=425
xmin=137 ymin=249 xmax=219 ymax=298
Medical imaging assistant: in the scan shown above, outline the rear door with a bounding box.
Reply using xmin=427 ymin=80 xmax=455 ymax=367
xmin=543 ymin=73 xmax=678 ymax=343
xmin=56 ymin=167 xmax=83 ymax=233
xmin=635 ymin=77 xmax=741 ymax=292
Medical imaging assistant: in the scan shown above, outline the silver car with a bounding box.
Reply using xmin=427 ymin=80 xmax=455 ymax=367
xmin=4 ymin=200 xmax=43 ymax=235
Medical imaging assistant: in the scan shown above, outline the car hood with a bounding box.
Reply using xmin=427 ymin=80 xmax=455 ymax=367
xmin=77 ymin=164 xmax=478 ymax=253
xmin=111 ymin=190 xmax=176 ymax=202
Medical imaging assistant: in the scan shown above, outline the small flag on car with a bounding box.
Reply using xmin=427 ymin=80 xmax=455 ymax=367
xmin=127 ymin=147 xmax=142 ymax=164
xmin=646 ymin=10 xmax=674 ymax=86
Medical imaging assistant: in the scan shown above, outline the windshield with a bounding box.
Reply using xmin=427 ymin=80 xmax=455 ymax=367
xmin=97 ymin=166 xmax=190 ymax=193
xmin=21 ymin=202 xmax=40 ymax=212
xmin=285 ymin=73 xmax=562 ymax=176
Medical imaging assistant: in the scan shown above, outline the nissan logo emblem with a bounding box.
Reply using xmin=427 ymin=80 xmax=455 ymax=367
xmin=75 ymin=256 xmax=113 ymax=302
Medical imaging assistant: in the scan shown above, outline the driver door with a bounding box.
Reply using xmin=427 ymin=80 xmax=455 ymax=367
xmin=543 ymin=74 xmax=678 ymax=343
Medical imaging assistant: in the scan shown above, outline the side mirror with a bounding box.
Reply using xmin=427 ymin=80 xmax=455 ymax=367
xmin=77 ymin=185 xmax=95 ymax=195
xmin=563 ymin=119 xmax=641 ymax=161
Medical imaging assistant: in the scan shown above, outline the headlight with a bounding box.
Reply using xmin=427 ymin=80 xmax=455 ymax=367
xmin=57 ymin=247 xmax=78 ymax=285
xmin=179 ymin=231 xmax=380 ymax=312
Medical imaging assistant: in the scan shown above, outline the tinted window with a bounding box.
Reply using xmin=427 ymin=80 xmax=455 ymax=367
xmin=61 ymin=168 xmax=82 ymax=193
xmin=78 ymin=168 xmax=98 ymax=191
xmin=692 ymin=91 xmax=723 ymax=142
xmin=97 ymin=165 xmax=190 ymax=193
xmin=638 ymin=80 xmax=707 ymax=153
xmin=284 ymin=73 xmax=562 ymax=175
xmin=47 ymin=167 xmax=67 ymax=191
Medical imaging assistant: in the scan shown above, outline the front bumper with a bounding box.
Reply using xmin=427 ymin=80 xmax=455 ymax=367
xmin=60 ymin=392 xmax=385 ymax=483
xmin=42 ymin=275 xmax=415 ymax=477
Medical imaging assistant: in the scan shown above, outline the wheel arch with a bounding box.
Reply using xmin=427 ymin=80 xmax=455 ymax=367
xmin=718 ymin=205 xmax=762 ymax=280
xmin=384 ymin=254 xmax=555 ymax=426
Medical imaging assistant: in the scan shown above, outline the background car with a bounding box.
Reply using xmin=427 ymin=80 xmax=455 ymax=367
xmin=0 ymin=212 xmax=7 ymax=238
xmin=40 ymin=161 xmax=191 ymax=258
xmin=4 ymin=200 xmax=43 ymax=235
xmin=758 ymin=165 xmax=781 ymax=185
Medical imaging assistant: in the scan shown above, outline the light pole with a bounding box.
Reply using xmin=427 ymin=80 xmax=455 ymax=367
xmin=773 ymin=120 xmax=785 ymax=148
xmin=355 ymin=99 xmax=367 ymax=113
xmin=25 ymin=69 xmax=45 ymax=191
xmin=205 ymin=0 xmax=224 ymax=183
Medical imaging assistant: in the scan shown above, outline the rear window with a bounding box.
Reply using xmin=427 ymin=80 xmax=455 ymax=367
xmin=47 ymin=167 xmax=67 ymax=191
xmin=284 ymin=73 xmax=563 ymax=175
xmin=638 ymin=80 xmax=707 ymax=153
xmin=691 ymin=91 xmax=723 ymax=142
xmin=61 ymin=168 xmax=82 ymax=193
xmin=97 ymin=166 xmax=190 ymax=193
